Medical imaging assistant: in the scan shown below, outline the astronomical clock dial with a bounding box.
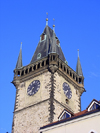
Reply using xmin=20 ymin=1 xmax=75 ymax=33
xmin=27 ymin=80 xmax=40 ymax=96
xmin=63 ymin=82 xmax=72 ymax=99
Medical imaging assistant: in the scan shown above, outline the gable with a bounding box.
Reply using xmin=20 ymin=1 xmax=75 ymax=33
xmin=58 ymin=109 xmax=72 ymax=121
xmin=87 ymin=100 xmax=100 ymax=111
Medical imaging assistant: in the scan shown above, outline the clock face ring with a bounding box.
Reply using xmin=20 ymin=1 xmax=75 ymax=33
xmin=27 ymin=80 xmax=40 ymax=96
xmin=63 ymin=82 xmax=72 ymax=99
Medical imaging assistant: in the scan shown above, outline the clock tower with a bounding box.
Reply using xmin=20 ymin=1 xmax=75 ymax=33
xmin=12 ymin=19 xmax=85 ymax=133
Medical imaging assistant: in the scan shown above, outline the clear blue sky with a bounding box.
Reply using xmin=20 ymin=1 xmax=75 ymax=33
xmin=0 ymin=0 xmax=100 ymax=132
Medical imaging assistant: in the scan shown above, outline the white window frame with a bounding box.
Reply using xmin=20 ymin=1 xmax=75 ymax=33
xmin=88 ymin=101 xmax=100 ymax=111
xmin=58 ymin=110 xmax=71 ymax=121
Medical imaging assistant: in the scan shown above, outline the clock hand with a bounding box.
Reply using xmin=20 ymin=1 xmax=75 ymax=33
xmin=65 ymin=90 xmax=68 ymax=94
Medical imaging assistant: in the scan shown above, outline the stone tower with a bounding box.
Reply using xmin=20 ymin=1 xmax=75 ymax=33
xmin=12 ymin=20 xmax=85 ymax=133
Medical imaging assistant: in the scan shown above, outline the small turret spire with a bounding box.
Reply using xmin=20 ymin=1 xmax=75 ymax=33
xmin=15 ymin=42 xmax=23 ymax=69
xmin=46 ymin=12 xmax=48 ymax=26
xmin=78 ymin=49 xmax=79 ymax=57
xmin=76 ymin=49 xmax=83 ymax=76
xmin=53 ymin=18 xmax=55 ymax=32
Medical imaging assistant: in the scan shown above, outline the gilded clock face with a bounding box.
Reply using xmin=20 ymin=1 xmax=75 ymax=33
xmin=27 ymin=80 xmax=40 ymax=96
xmin=63 ymin=82 xmax=72 ymax=99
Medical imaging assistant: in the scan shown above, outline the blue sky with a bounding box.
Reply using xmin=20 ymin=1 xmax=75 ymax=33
xmin=0 ymin=0 xmax=100 ymax=132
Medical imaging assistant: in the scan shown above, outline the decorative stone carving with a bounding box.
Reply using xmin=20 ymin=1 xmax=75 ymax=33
xmin=49 ymin=65 xmax=58 ymax=73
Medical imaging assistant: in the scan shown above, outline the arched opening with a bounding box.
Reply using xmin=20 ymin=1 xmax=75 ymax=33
xmin=70 ymin=72 xmax=72 ymax=77
xmin=25 ymin=69 xmax=28 ymax=74
xmin=79 ymin=78 xmax=82 ymax=83
xmin=33 ymin=65 xmax=36 ymax=70
xmin=46 ymin=59 xmax=48 ymax=65
xmin=42 ymin=61 xmax=44 ymax=66
xmin=61 ymin=64 xmax=62 ymax=69
xmin=67 ymin=69 xmax=69 ymax=74
xmin=53 ymin=55 xmax=55 ymax=60
xmin=76 ymin=77 xmax=78 ymax=82
xmin=29 ymin=67 xmax=32 ymax=72
xmin=21 ymin=71 xmax=24 ymax=76
xmin=64 ymin=66 xmax=66 ymax=71
xmin=37 ymin=63 xmax=40 ymax=69
xmin=18 ymin=71 xmax=20 ymax=76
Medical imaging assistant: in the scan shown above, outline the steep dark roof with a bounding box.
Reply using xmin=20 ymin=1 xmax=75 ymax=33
xmin=15 ymin=46 xmax=23 ymax=69
xmin=30 ymin=25 xmax=66 ymax=63
xmin=76 ymin=56 xmax=83 ymax=76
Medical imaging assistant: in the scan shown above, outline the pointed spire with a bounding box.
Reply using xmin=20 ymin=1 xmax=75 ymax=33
xmin=46 ymin=12 xmax=48 ymax=26
xmin=76 ymin=49 xmax=83 ymax=76
xmin=53 ymin=18 xmax=55 ymax=32
xmin=15 ymin=42 xmax=23 ymax=69
xmin=51 ymin=30 xmax=56 ymax=53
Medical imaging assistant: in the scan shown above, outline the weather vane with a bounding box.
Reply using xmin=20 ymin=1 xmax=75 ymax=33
xmin=53 ymin=18 xmax=55 ymax=32
xmin=46 ymin=12 xmax=48 ymax=25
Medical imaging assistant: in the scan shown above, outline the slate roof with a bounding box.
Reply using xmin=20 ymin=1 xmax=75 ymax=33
xmin=30 ymin=25 xmax=66 ymax=64
xmin=76 ymin=56 xmax=83 ymax=76
xmin=15 ymin=46 xmax=23 ymax=69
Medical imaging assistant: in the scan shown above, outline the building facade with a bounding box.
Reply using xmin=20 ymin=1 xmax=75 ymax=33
xmin=12 ymin=19 xmax=85 ymax=133
xmin=40 ymin=99 xmax=100 ymax=133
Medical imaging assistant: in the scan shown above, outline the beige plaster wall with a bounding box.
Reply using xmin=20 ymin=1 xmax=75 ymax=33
xmin=41 ymin=112 xmax=100 ymax=133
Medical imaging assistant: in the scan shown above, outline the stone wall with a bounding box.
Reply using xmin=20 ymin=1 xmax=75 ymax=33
xmin=13 ymin=100 xmax=49 ymax=133
xmin=54 ymin=72 xmax=81 ymax=113
xmin=15 ymin=71 xmax=51 ymax=112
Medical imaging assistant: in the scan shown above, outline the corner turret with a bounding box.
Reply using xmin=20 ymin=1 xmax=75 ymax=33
xmin=15 ymin=43 xmax=23 ymax=69
xmin=76 ymin=49 xmax=83 ymax=76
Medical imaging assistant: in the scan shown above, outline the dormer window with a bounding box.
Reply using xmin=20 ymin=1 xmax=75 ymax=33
xmin=56 ymin=39 xmax=60 ymax=47
xmin=55 ymin=36 xmax=60 ymax=47
xmin=41 ymin=34 xmax=44 ymax=40
xmin=56 ymin=40 xmax=59 ymax=45
xmin=40 ymin=33 xmax=46 ymax=42
xmin=87 ymin=99 xmax=100 ymax=111
xmin=37 ymin=53 xmax=41 ymax=59
xmin=90 ymin=103 xmax=100 ymax=111
xmin=58 ymin=110 xmax=71 ymax=121
xmin=61 ymin=112 xmax=70 ymax=120
xmin=65 ymin=60 xmax=68 ymax=65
